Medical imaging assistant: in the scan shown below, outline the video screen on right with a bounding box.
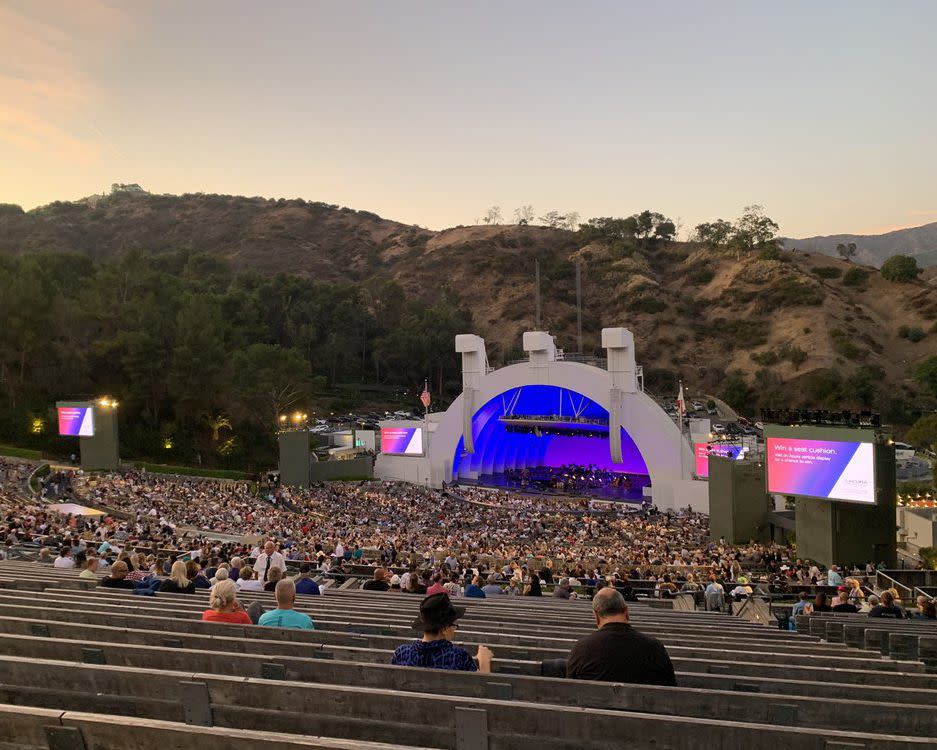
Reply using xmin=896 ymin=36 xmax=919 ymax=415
xmin=766 ymin=437 xmax=875 ymax=504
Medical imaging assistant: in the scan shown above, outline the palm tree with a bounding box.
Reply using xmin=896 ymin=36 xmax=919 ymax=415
xmin=206 ymin=412 xmax=232 ymax=442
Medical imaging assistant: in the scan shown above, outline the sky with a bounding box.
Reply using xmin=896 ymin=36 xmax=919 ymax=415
xmin=2 ymin=0 xmax=936 ymax=238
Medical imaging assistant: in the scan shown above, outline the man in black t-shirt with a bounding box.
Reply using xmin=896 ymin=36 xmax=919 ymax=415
xmin=566 ymin=588 xmax=676 ymax=686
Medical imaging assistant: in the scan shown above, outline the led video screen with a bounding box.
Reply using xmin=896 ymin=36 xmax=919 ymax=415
xmin=766 ymin=437 xmax=875 ymax=504
xmin=694 ymin=442 xmax=745 ymax=478
xmin=381 ymin=427 xmax=424 ymax=456
xmin=58 ymin=406 xmax=95 ymax=437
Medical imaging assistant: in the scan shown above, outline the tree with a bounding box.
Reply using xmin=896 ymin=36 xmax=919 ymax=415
xmin=483 ymin=206 xmax=502 ymax=225
xmin=719 ymin=371 xmax=754 ymax=415
xmin=633 ymin=210 xmax=674 ymax=246
xmin=880 ymin=254 xmax=920 ymax=283
xmin=732 ymin=205 xmax=779 ymax=258
xmin=915 ymin=356 xmax=937 ymax=400
xmin=513 ymin=205 xmax=535 ymax=225
xmin=905 ymin=414 xmax=937 ymax=485
xmin=562 ymin=212 xmax=580 ymax=231
xmin=837 ymin=242 xmax=857 ymax=261
xmin=580 ymin=216 xmax=638 ymax=241
xmin=205 ymin=412 xmax=232 ymax=442
xmin=694 ymin=220 xmax=733 ymax=247
xmin=539 ymin=210 xmax=563 ymax=228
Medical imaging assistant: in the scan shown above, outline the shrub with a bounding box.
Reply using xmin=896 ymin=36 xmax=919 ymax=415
xmin=627 ymin=297 xmax=667 ymax=314
xmin=842 ymin=268 xmax=869 ymax=287
xmin=689 ymin=267 xmax=715 ymax=285
xmin=814 ymin=266 xmax=842 ymax=279
xmin=759 ymin=244 xmax=781 ymax=260
xmin=899 ymin=324 xmax=926 ymax=342
xmin=881 ymin=255 xmax=920 ymax=283
xmin=754 ymin=278 xmax=824 ymax=313
xmin=829 ymin=328 xmax=866 ymax=360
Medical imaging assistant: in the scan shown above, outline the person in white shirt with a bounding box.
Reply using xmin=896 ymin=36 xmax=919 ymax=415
xmin=253 ymin=541 xmax=286 ymax=583
xmin=235 ymin=565 xmax=264 ymax=592
xmin=53 ymin=548 xmax=75 ymax=569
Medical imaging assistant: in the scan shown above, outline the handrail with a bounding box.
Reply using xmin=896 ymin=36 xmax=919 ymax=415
xmin=875 ymin=570 xmax=914 ymax=599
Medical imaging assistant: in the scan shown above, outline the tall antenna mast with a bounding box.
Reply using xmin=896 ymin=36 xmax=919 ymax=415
xmin=534 ymin=258 xmax=542 ymax=329
xmin=576 ymin=261 xmax=583 ymax=354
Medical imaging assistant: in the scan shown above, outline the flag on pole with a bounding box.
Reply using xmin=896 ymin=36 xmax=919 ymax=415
xmin=420 ymin=381 xmax=431 ymax=409
xmin=676 ymin=381 xmax=685 ymax=423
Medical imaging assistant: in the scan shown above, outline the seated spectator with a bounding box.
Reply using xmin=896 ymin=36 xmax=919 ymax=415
xmin=79 ymin=557 xmax=100 ymax=579
xmin=655 ymin=574 xmax=678 ymax=599
xmin=845 ymin=578 xmax=865 ymax=606
xmin=426 ymin=573 xmax=447 ymax=597
xmin=553 ymin=578 xmax=572 ymax=599
xmin=729 ymin=577 xmax=753 ymax=601
xmin=912 ymin=595 xmax=936 ymax=620
xmin=294 ymin=563 xmax=321 ymax=596
xmin=812 ymin=592 xmax=833 ymax=613
xmin=869 ymin=590 xmax=904 ymax=618
xmin=524 ymin=572 xmax=542 ymax=597
xmin=392 ymin=594 xmax=493 ymax=673
xmin=258 ymin=579 xmax=315 ymax=630
xmin=229 ymin=556 xmax=243 ymax=582
xmin=791 ymin=591 xmax=811 ymax=616
xmin=201 ymin=579 xmax=251 ymax=624
xmin=236 ymin=565 xmax=264 ymax=592
xmin=53 ymin=547 xmax=74 ymax=569
xmin=832 ymin=590 xmax=859 ymax=613
xmin=481 ymin=576 xmax=504 ymax=597
xmin=187 ymin=560 xmax=211 ymax=589
xmin=826 ymin=565 xmax=843 ymax=587
xmin=363 ymin=568 xmax=391 ymax=591
xmin=464 ymin=576 xmax=485 ymax=598
xmin=444 ymin=573 xmax=462 ymax=598
xmin=160 ymin=560 xmax=196 ymax=594
xmin=566 ymin=588 xmax=676 ymax=686
xmin=263 ymin=566 xmax=283 ymax=592
xmin=211 ymin=567 xmax=229 ymax=586
xmin=922 ymin=600 xmax=937 ymax=620
xmin=99 ymin=560 xmax=135 ymax=589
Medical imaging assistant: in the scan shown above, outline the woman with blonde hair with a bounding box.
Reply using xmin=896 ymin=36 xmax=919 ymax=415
xmin=201 ymin=579 xmax=251 ymax=624
xmin=159 ymin=560 xmax=195 ymax=594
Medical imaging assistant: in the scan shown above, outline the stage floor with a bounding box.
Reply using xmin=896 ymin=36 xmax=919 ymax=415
xmin=459 ymin=471 xmax=650 ymax=503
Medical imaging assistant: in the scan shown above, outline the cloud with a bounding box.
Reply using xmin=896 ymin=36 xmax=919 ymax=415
xmin=0 ymin=1 xmax=129 ymax=165
xmin=908 ymin=210 xmax=937 ymax=217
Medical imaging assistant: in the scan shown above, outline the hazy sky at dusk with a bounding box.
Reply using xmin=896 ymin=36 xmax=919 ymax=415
xmin=2 ymin=0 xmax=936 ymax=237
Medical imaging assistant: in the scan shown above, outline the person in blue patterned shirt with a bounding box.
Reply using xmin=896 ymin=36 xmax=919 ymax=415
xmin=392 ymin=593 xmax=493 ymax=673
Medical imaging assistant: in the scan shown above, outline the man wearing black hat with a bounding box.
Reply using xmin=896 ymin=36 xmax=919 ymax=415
xmin=392 ymin=593 xmax=493 ymax=673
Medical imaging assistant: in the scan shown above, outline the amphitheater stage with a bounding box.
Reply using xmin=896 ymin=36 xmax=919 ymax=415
xmin=457 ymin=467 xmax=651 ymax=503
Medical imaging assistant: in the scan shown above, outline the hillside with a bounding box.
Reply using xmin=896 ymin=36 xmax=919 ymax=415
xmin=2 ymin=191 xmax=936 ymax=420
xmin=782 ymin=222 xmax=937 ymax=268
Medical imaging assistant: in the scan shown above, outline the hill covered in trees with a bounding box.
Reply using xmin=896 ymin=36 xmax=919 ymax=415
xmin=1 ymin=192 xmax=935 ymax=469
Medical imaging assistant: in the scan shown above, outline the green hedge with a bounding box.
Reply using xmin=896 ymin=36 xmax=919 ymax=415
xmin=0 ymin=445 xmax=43 ymax=460
xmin=134 ymin=463 xmax=252 ymax=480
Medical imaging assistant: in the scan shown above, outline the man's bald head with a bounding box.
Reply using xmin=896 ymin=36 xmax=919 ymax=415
xmin=592 ymin=588 xmax=629 ymax=626
xmin=264 ymin=540 xmax=275 ymax=554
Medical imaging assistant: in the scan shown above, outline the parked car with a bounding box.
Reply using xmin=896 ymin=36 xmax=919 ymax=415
xmin=894 ymin=442 xmax=916 ymax=461
xmin=712 ymin=423 xmax=726 ymax=433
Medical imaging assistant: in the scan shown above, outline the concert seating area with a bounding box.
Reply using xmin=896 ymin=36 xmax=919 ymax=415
xmin=0 ymin=559 xmax=935 ymax=749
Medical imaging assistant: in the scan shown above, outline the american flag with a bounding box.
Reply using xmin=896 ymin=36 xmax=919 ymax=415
xmin=420 ymin=383 xmax=431 ymax=409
